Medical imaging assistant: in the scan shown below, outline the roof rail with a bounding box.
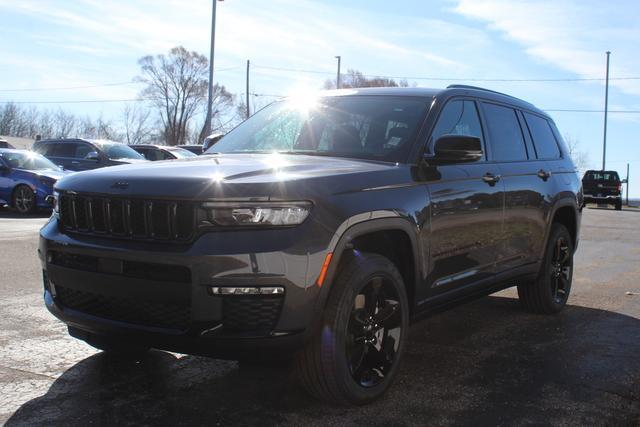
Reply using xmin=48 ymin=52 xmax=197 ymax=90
xmin=446 ymin=84 xmax=535 ymax=108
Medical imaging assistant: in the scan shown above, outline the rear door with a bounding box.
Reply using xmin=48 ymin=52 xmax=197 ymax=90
xmin=480 ymin=102 xmax=550 ymax=271
xmin=426 ymin=99 xmax=505 ymax=296
xmin=46 ymin=143 xmax=77 ymax=170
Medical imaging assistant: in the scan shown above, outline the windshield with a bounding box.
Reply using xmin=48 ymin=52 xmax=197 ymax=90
xmin=207 ymin=96 xmax=429 ymax=162
xmin=584 ymin=171 xmax=619 ymax=181
xmin=167 ymin=147 xmax=197 ymax=158
xmin=95 ymin=142 xmax=144 ymax=160
xmin=0 ymin=151 xmax=61 ymax=171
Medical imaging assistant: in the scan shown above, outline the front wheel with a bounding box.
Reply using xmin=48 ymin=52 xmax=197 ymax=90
xmin=518 ymin=223 xmax=574 ymax=314
xmin=13 ymin=185 xmax=36 ymax=214
xmin=295 ymin=252 xmax=409 ymax=404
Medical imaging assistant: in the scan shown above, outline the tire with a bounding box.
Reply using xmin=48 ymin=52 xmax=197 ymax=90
xmin=518 ymin=223 xmax=574 ymax=314
xmin=12 ymin=184 xmax=36 ymax=214
xmin=295 ymin=252 xmax=409 ymax=405
xmin=615 ymin=199 xmax=622 ymax=210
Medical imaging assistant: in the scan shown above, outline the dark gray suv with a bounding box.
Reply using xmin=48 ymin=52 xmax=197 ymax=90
xmin=39 ymin=86 xmax=582 ymax=404
xmin=34 ymin=138 xmax=147 ymax=171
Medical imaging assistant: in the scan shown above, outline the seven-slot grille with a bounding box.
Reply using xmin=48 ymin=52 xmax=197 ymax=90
xmin=59 ymin=194 xmax=196 ymax=241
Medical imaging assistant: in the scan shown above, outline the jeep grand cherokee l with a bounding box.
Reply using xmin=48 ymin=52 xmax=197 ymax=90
xmin=40 ymin=86 xmax=582 ymax=404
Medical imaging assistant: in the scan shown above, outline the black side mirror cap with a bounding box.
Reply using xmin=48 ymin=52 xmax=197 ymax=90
xmin=427 ymin=135 xmax=483 ymax=164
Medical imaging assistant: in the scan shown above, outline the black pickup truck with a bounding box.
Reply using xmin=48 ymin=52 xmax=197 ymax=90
xmin=582 ymin=170 xmax=623 ymax=210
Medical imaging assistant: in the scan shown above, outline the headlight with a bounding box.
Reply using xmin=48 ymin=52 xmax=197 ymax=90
xmin=49 ymin=191 xmax=59 ymax=217
xmin=200 ymin=201 xmax=311 ymax=227
xmin=39 ymin=177 xmax=55 ymax=186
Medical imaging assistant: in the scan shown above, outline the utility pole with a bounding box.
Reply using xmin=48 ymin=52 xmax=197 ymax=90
xmin=246 ymin=59 xmax=250 ymax=119
xmin=602 ymin=51 xmax=611 ymax=171
xmin=626 ymin=163 xmax=630 ymax=206
xmin=335 ymin=55 xmax=341 ymax=89
xmin=204 ymin=0 xmax=220 ymax=137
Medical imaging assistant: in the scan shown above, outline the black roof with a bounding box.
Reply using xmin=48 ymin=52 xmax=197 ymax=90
xmin=321 ymin=85 xmax=547 ymax=119
xmin=131 ymin=144 xmax=185 ymax=150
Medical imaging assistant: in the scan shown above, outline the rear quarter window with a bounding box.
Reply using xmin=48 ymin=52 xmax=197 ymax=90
xmin=523 ymin=112 xmax=560 ymax=159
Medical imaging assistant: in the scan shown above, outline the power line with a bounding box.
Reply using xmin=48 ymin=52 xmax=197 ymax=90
xmin=252 ymin=64 xmax=640 ymax=82
xmin=0 ymin=81 xmax=139 ymax=92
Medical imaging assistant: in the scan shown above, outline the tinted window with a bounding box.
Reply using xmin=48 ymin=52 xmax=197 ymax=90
xmin=524 ymin=113 xmax=560 ymax=159
xmin=210 ymin=96 xmax=428 ymax=162
xmin=93 ymin=142 xmax=144 ymax=160
xmin=51 ymin=143 xmax=76 ymax=158
xmin=584 ymin=171 xmax=619 ymax=182
xmin=74 ymin=143 xmax=93 ymax=159
xmin=431 ymin=100 xmax=483 ymax=144
xmin=482 ymin=103 xmax=527 ymax=161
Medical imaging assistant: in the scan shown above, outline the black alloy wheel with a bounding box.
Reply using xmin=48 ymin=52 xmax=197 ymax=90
xmin=549 ymin=235 xmax=572 ymax=306
xmin=346 ymin=276 xmax=402 ymax=388
xmin=518 ymin=223 xmax=574 ymax=314
xmin=13 ymin=185 xmax=35 ymax=214
xmin=296 ymin=252 xmax=409 ymax=404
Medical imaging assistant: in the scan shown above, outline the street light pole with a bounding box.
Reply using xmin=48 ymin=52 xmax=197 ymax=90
xmin=335 ymin=55 xmax=341 ymax=89
xmin=204 ymin=0 xmax=220 ymax=137
xmin=602 ymin=51 xmax=610 ymax=171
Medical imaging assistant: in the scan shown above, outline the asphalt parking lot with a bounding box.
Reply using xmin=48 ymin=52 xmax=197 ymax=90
xmin=0 ymin=207 xmax=639 ymax=426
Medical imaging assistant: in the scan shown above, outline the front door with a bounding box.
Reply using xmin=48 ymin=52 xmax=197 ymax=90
xmin=425 ymin=99 xmax=504 ymax=296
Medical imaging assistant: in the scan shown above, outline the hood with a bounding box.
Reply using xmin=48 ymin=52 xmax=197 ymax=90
xmin=36 ymin=169 xmax=68 ymax=181
xmin=55 ymin=153 xmax=405 ymax=199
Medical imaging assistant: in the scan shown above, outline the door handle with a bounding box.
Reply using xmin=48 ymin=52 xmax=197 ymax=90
xmin=537 ymin=169 xmax=552 ymax=181
xmin=482 ymin=173 xmax=501 ymax=186
xmin=71 ymin=161 xmax=80 ymax=164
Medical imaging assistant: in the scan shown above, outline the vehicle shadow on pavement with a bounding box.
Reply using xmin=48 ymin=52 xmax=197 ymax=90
xmin=6 ymin=296 xmax=640 ymax=426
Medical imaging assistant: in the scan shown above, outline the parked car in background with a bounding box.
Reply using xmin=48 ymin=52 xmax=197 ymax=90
xmin=131 ymin=144 xmax=198 ymax=161
xmin=34 ymin=138 xmax=147 ymax=171
xmin=202 ymin=133 xmax=225 ymax=152
xmin=0 ymin=149 xmax=67 ymax=213
xmin=41 ymin=86 xmax=581 ymax=404
xmin=178 ymin=145 xmax=204 ymax=155
xmin=582 ymin=170 xmax=623 ymax=210
xmin=0 ymin=138 xmax=15 ymax=149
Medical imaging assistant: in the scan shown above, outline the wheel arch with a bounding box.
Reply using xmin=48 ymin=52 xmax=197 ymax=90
xmin=546 ymin=199 xmax=580 ymax=253
xmin=315 ymin=217 xmax=423 ymax=317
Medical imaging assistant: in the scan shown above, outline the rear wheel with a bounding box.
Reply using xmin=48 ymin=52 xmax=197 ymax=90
xmin=518 ymin=223 xmax=574 ymax=314
xmin=13 ymin=185 xmax=36 ymax=214
xmin=295 ymin=252 xmax=409 ymax=404
xmin=615 ymin=199 xmax=622 ymax=210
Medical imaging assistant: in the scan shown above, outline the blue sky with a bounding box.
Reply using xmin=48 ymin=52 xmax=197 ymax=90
xmin=1 ymin=0 xmax=639 ymax=196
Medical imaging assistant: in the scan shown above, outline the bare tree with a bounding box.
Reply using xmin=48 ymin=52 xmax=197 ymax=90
xmin=324 ymin=69 xmax=410 ymax=89
xmin=122 ymin=104 xmax=154 ymax=145
xmin=563 ymin=133 xmax=590 ymax=173
xmin=136 ymin=46 xmax=211 ymax=146
xmin=53 ymin=109 xmax=78 ymax=138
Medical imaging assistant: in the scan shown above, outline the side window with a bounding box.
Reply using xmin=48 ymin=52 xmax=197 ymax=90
xmin=523 ymin=112 xmax=561 ymax=159
xmin=482 ymin=103 xmax=527 ymax=161
xmin=38 ymin=144 xmax=53 ymax=156
xmin=160 ymin=150 xmax=174 ymax=160
xmin=52 ymin=143 xmax=76 ymax=158
xmin=431 ymin=100 xmax=483 ymax=144
xmin=74 ymin=143 xmax=93 ymax=159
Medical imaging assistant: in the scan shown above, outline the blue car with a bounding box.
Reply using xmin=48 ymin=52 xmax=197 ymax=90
xmin=0 ymin=149 xmax=68 ymax=214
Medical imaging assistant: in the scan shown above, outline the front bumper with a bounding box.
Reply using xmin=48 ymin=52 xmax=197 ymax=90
xmin=39 ymin=218 xmax=331 ymax=358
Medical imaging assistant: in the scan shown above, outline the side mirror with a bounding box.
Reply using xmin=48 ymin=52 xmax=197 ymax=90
xmin=0 ymin=164 xmax=9 ymax=172
xmin=622 ymin=179 xmax=628 ymax=184
xmin=428 ymin=135 xmax=483 ymax=164
xmin=84 ymin=151 xmax=100 ymax=162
